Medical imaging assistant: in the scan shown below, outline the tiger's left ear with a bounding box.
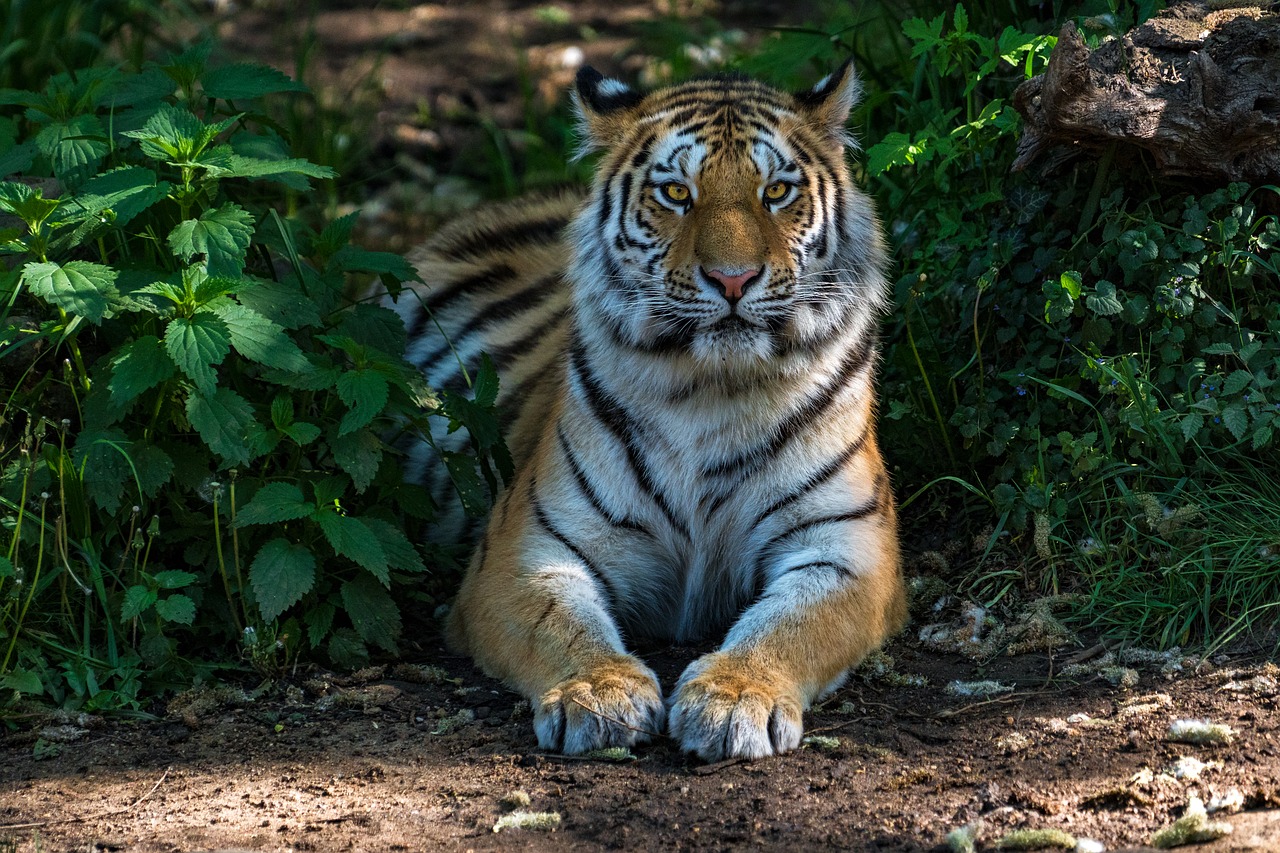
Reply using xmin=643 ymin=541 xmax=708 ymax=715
xmin=793 ymin=59 xmax=862 ymax=145
xmin=573 ymin=67 xmax=645 ymax=158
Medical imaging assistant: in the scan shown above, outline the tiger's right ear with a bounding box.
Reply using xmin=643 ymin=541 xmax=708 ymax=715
xmin=573 ymin=67 xmax=644 ymax=158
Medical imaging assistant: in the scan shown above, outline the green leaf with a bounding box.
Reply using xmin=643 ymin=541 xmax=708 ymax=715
xmin=58 ymin=166 xmax=169 ymax=227
xmin=0 ymin=140 xmax=35 ymax=176
xmin=313 ymin=509 xmax=388 ymax=583
xmin=1058 ymin=270 xmax=1082 ymax=299
xmin=270 ymin=394 xmax=295 ymax=429
xmin=35 ymin=114 xmax=108 ymax=187
xmin=236 ymin=277 xmax=322 ymax=330
xmin=121 ymin=585 xmax=157 ymax=621
xmin=213 ymin=302 xmax=311 ymax=373
xmin=155 ymin=594 xmax=196 ymax=625
xmin=1085 ymin=280 xmax=1123 ymax=316
xmin=331 ymin=246 xmax=421 ymax=288
xmin=336 ymin=303 xmax=408 ymax=356
xmin=335 ymin=369 xmax=389 ymax=436
xmin=340 ymin=573 xmax=401 ymax=653
xmin=22 ymin=260 xmax=119 ymax=323
xmin=362 ymin=517 xmax=427 ymax=574
xmin=1180 ymin=413 xmax=1203 ymax=443
xmin=303 ymin=602 xmax=336 ymax=648
xmin=0 ymin=181 xmax=58 ymax=226
xmin=473 ymin=353 xmax=500 ymax=408
xmin=131 ymin=443 xmax=174 ymax=499
xmin=120 ymin=103 xmax=203 ymax=160
xmin=165 ymin=311 xmax=231 ymax=396
xmin=168 ymin=203 xmax=255 ymax=277
xmin=953 ymin=4 xmax=969 ymax=34
xmin=211 ymin=153 xmax=335 ymax=184
xmin=1224 ymin=370 xmax=1253 ymax=396
xmin=186 ymin=387 xmax=256 ymax=466
xmin=327 ymin=628 xmax=369 ymax=670
xmin=1222 ymin=404 xmax=1249 ymax=441
xmin=443 ymin=451 xmax=489 ymax=517
xmin=250 ymin=538 xmax=317 ymax=623
xmin=0 ymin=670 xmax=44 ymax=696
xmin=1253 ymin=425 xmax=1273 ymax=450
xmin=234 ymin=482 xmax=312 ymax=527
xmin=153 ymin=570 xmax=198 ymax=589
xmin=330 ymin=428 xmax=383 ymax=493
xmin=73 ymin=428 xmax=131 ymax=513
xmin=109 ymin=336 xmax=176 ymax=407
xmin=864 ymin=131 xmax=924 ymax=177
xmin=201 ymin=63 xmax=309 ymax=100
xmin=282 ymin=421 xmax=321 ymax=446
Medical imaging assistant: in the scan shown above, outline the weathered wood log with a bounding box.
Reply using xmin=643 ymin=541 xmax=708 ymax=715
xmin=1012 ymin=1 xmax=1280 ymax=183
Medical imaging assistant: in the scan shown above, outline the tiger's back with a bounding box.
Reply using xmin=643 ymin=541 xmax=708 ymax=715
xmin=398 ymin=63 xmax=907 ymax=761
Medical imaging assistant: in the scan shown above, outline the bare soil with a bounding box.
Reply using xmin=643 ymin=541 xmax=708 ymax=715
xmin=5 ymin=3 xmax=1280 ymax=851
xmin=3 ymin=635 xmax=1280 ymax=851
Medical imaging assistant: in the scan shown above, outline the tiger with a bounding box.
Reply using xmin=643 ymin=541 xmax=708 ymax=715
xmin=393 ymin=61 xmax=908 ymax=761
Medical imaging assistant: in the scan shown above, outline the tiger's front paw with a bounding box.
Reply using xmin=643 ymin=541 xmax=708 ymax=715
xmin=533 ymin=655 xmax=664 ymax=754
xmin=667 ymin=653 xmax=804 ymax=762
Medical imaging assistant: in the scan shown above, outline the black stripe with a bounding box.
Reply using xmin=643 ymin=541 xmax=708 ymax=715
xmin=569 ymin=339 xmax=691 ymax=540
xmin=439 ymin=216 xmax=569 ymax=261
xmin=751 ymin=429 xmax=870 ymax=527
xmin=414 ymin=274 xmax=557 ymax=370
xmin=766 ymin=504 xmax=881 ymax=551
xmin=407 ymin=263 xmax=516 ymax=338
xmin=530 ymin=477 xmax=617 ymax=605
xmin=702 ymin=336 xmax=873 ymax=479
xmin=786 ymin=560 xmax=852 ymax=577
xmin=557 ymin=424 xmax=644 ymax=532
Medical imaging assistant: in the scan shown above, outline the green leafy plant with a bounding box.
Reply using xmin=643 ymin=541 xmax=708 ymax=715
xmin=0 ymin=43 xmax=507 ymax=710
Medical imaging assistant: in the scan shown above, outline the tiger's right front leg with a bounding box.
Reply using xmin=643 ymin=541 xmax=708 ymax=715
xmin=445 ymin=475 xmax=664 ymax=754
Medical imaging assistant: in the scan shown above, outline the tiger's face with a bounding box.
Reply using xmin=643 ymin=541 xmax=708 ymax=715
xmin=570 ymin=64 xmax=884 ymax=370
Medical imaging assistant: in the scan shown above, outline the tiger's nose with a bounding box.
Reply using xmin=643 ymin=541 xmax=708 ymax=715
xmin=703 ymin=267 xmax=761 ymax=304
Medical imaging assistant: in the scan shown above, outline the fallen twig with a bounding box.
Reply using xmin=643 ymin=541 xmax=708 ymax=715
xmin=568 ymin=696 xmax=665 ymax=741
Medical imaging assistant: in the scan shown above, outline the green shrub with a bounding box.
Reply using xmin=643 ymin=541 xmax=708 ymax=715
xmin=0 ymin=43 xmax=505 ymax=710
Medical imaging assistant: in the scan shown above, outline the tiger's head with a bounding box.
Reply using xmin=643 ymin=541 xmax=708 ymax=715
xmin=569 ymin=62 xmax=887 ymax=372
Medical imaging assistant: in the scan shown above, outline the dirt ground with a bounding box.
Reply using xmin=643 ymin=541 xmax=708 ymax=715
xmin=5 ymin=2 xmax=1280 ymax=851
xmin=3 ymin=632 xmax=1280 ymax=851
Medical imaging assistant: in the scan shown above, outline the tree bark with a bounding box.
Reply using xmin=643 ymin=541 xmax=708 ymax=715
xmin=1012 ymin=1 xmax=1280 ymax=183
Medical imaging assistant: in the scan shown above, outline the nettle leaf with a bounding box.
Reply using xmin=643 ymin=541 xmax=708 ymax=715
xmin=186 ymin=387 xmax=256 ymax=466
xmin=73 ymin=428 xmax=131 ymax=513
xmin=22 ymin=260 xmax=119 ymax=324
xmin=336 ymin=303 xmax=408 ymax=356
xmin=35 ymin=114 xmax=108 ymax=187
xmin=155 ymin=594 xmax=196 ymax=625
xmin=442 ymin=451 xmax=489 ymax=517
xmin=340 ymin=573 xmax=401 ymax=653
xmin=865 ymin=131 xmax=926 ymax=177
xmin=313 ymin=509 xmax=389 ymax=584
xmin=236 ymin=277 xmax=322 ymax=330
xmin=332 ymin=246 xmax=421 ymax=291
xmin=1254 ymin=425 xmax=1274 ymax=450
xmin=153 ymin=569 xmax=198 ymax=589
xmin=201 ymin=63 xmax=309 ymax=100
xmin=168 ymin=203 xmax=255 ymax=277
xmin=329 ymin=428 xmax=383 ymax=493
xmin=361 ymin=517 xmax=427 ymax=574
xmin=1180 ymin=413 xmax=1203 ymax=443
xmin=473 ymin=353 xmax=500 ymax=408
xmin=0 ymin=140 xmax=35 ymax=176
xmin=1224 ymin=370 xmax=1253 ymax=396
xmin=303 ymin=603 xmax=336 ymax=648
xmin=109 ymin=335 xmax=176 ymax=407
xmin=214 ymin=153 xmax=335 ymax=185
xmin=335 ymin=369 xmax=389 ymax=436
xmin=213 ymin=302 xmax=311 ymax=373
xmin=1222 ymin=404 xmax=1249 ymax=441
xmin=0 ymin=181 xmax=59 ymax=226
xmin=121 ymin=585 xmax=157 ymax=621
xmin=131 ymin=443 xmax=174 ymax=499
xmin=165 ymin=311 xmax=231 ymax=397
xmin=121 ymin=103 xmax=204 ymax=160
xmin=58 ymin=166 xmax=169 ymax=228
xmin=250 ymin=538 xmax=317 ymax=623
xmin=234 ymin=482 xmax=313 ymax=527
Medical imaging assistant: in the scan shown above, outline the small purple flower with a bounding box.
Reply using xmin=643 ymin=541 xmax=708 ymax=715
xmin=1214 ymin=417 xmax=1221 ymax=424
xmin=1016 ymin=386 xmax=1027 ymax=396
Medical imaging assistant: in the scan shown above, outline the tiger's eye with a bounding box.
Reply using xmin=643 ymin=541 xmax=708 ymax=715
xmin=662 ymin=182 xmax=691 ymax=203
xmin=764 ymin=181 xmax=790 ymax=201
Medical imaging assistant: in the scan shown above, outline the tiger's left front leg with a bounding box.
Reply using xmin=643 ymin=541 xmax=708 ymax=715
xmin=446 ymin=473 xmax=665 ymax=755
xmin=668 ymin=505 xmax=908 ymax=761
